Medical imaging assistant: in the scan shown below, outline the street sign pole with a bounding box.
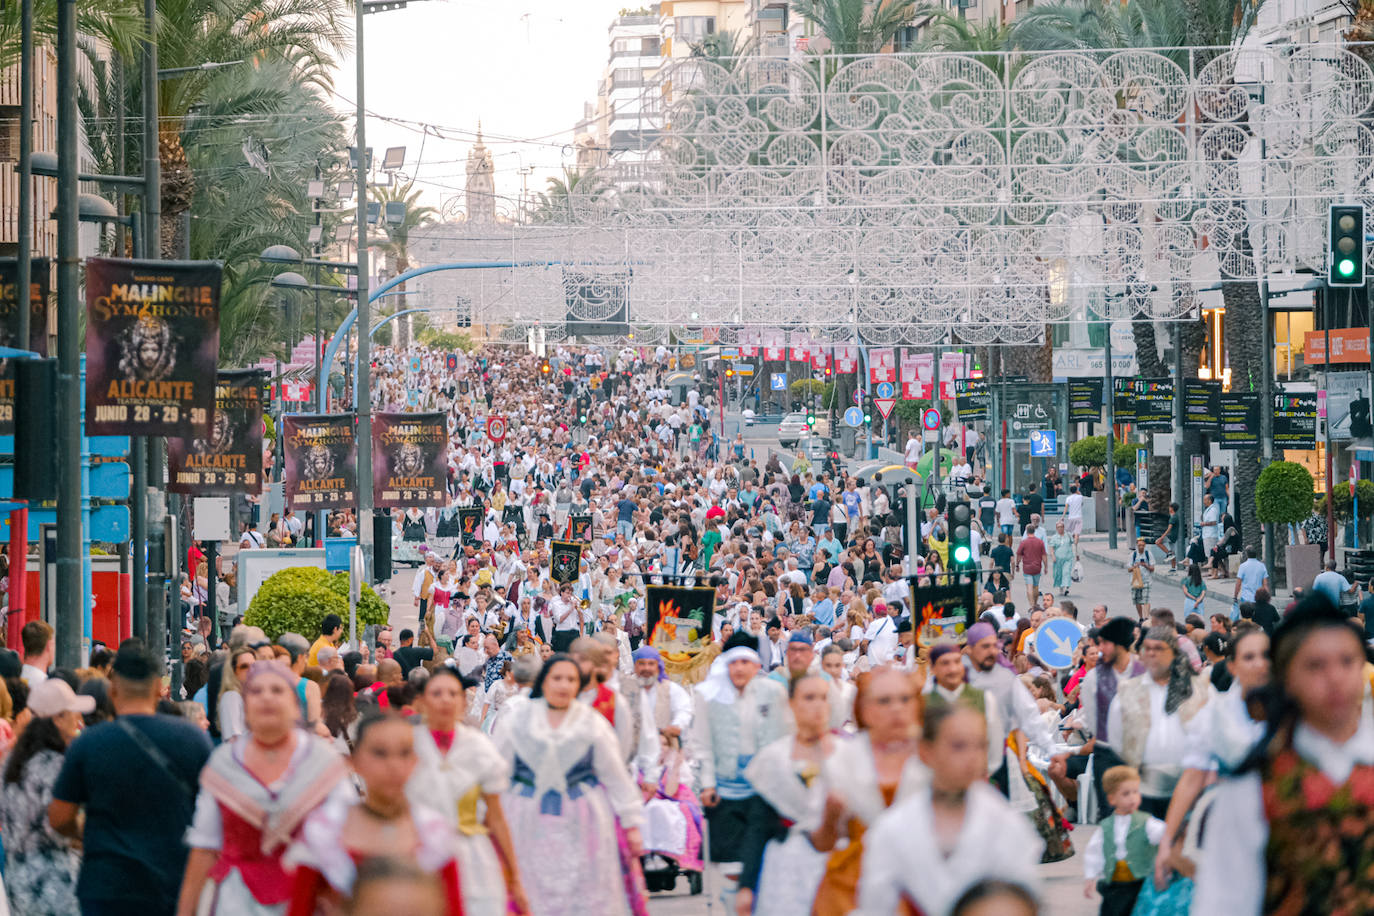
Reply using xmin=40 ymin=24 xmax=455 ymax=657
xmin=932 ymin=343 xmax=942 ymax=495
xmin=1105 ymin=324 xmax=1118 ymax=550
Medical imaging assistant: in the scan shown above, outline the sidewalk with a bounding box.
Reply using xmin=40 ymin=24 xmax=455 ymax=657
xmin=1076 ymin=532 xmax=1289 ymax=611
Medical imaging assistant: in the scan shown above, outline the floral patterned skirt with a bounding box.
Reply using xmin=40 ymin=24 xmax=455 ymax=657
xmin=504 ymin=788 xmax=632 ymax=916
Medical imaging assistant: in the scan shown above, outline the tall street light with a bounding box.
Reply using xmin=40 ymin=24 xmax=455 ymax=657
xmin=354 ymin=0 xmax=430 ymax=575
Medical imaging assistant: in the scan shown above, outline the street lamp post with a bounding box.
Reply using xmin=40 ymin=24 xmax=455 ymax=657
xmin=353 ymin=0 xmax=431 ymax=577
xmin=54 ymin=0 xmax=81 ymax=667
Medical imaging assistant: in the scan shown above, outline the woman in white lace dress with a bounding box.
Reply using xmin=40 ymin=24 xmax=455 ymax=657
xmin=496 ymin=654 xmax=646 ymax=916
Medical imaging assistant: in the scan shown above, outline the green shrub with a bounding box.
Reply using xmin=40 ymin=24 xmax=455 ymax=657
xmin=1068 ymin=436 xmax=1141 ymax=470
xmin=1256 ymin=461 xmax=1316 ymax=525
xmin=788 ymin=379 xmax=835 ymax=404
xmin=1315 ymin=478 xmax=1374 ymax=521
xmin=244 ymin=566 xmax=390 ymax=640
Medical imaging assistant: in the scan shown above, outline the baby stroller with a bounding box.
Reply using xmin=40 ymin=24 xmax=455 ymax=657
xmin=639 ymin=748 xmax=705 ymax=895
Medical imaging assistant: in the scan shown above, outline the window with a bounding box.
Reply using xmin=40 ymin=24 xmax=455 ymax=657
xmin=0 ymin=106 xmax=19 ymax=163
xmin=893 ymin=25 xmax=919 ymax=52
xmin=1273 ymin=310 xmax=1315 ymax=382
xmin=676 ymin=16 xmax=716 ymax=44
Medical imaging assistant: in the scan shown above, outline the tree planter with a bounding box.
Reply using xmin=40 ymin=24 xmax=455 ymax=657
xmin=1284 ymin=542 xmax=1322 ymax=594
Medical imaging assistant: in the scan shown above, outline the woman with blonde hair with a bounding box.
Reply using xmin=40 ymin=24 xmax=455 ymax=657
xmin=217 ymin=647 xmax=256 ymax=742
xmin=845 ymin=602 xmax=869 ymax=645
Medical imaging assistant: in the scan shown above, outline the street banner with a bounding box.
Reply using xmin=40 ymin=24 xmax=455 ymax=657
xmin=1303 ymin=327 xmax=1371 ymax=365
xmin=788 ymin=331 xmax=810 ymax=362
xmin=1273 ymin=390 xmax=1318 ymax=449
xmin=833 ymin=344 xmax=858 ymax=373
xmin=762 ymin=328 xmax=785 ymax=362
xmin=1067 ymin=379 xmax=1103 ymax=423
xmin=0 ymin=257 xmax=50 ymax=436
xmin=646 ymin=585 xmax=715 ymax=656
xmin=372 ymin=411 xmax=448 ymax=509
xmin=900 ymin=351 xmax=927 ymax=386
xmin=809 ymin=348 xmax=831 ymax=372
xmin=282 ymin=413 xmax=357 ymax=511
xmin=1217 ymin=393 xmax=1261 ymax=449
xmin=85 ymin=258 xmax=221 ymax=438
xmin=1132 ymin=378 xmax=1174 ymax=430
xmin=458 ymin=505 xmax=483 ymax=546
xmin=738 ymin=328 xmax=759 ymax=358
xmin=568 ymin=513 xmax=593 ymax=542
xmin=953 ymin=378 xmax=989 ymax=421
xmin=869 ymin=347 xmax=896 ymax=384
xmin=167 ymin=369 xmax=265 ymax=495
xmin=902 ymin=381 xmax=931 ymax=400
xmin=1183 ymin=380 xmax=1222 ymax=431
xmin=1326 ymin=371 xmax=1372 ymax=441
xmin=909 ymin=579 xmax=977 ymax=650
xmin=1112 ymin=378 xmax=1137 ymax=423
xmin=551 ymin=539 xmax=583 ymax=584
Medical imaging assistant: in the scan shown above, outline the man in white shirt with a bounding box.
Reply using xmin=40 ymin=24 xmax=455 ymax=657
xmin=995 ymin=488 xmax=1018 ymax=538
xmin=904 ymin=433 xmax=923 ymax=469
xmin=20 ymin=620 xmax=53 ymax=687
xmin=549 ymin=582 xmax=583 ymax=653
xmin=1104 ymin=627 xmax=1210 ymax=817
xmin=862 ymin=602 xmax=903 ymax=663
xmin=1199 ymin=494 xmax=1220 ymax=555
xmin=627 ymin=647 xmax=693 ymax=781
xmin=1063 ymin=484 xmax=1084 ymax=544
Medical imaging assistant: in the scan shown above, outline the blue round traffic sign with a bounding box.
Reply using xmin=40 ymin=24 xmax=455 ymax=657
xmin=843 ymin=406 xmax=864 ymax=428
xmin=921 ymin=406 xmax=942 ymax=430
xmin=875 ymin=381 xmax=895 ymax=399
xmin=1033 ymin=618 xmax=1085 ymax=669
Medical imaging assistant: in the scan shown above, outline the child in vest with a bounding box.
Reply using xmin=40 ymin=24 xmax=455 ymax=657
xmin=1083 ymin=765 xmax=1167 ymax=916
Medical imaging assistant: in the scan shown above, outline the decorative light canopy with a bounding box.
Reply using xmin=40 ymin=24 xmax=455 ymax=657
xmin=412 ymin=45 xmax=1374 ymax=344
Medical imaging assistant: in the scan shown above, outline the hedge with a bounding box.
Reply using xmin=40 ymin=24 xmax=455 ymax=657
xmin=1067 ymin=435 xmax=1140 ymax=470
xmin=1256 ymin=461 xmax=1316 ymax=525
xmin=244 ymin=566 xmax=390 ymax=640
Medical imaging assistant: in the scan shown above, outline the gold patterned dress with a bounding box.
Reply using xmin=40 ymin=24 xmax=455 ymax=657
xmin=406 ymin=723 xmax=513 ymax=916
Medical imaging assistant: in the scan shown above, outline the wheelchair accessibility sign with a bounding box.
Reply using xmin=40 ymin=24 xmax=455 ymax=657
xmin=1029 ymin=429 xmax=1057 ymax=457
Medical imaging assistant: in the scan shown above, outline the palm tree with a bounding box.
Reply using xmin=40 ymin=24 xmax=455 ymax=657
xmin=0 ymin=1 xmax=144 ymax=72
xmin=1009 ymin=0 xmax=1269 ymax=538
xmin=370 ymin=181 xmax=437 ymax=349
xmin=111 ymin=0 xmax=349 ymax=257
xmin=530 ymin=168 xmax=607 ymax=224
xmin=688 ymin=27 xmax=755 ymax=65
xmin=791 ymin=0 xmax=919 ymax=55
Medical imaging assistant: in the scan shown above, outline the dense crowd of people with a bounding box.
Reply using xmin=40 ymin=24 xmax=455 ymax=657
xmin=0 ymin=343 xmax=1371 ymax=916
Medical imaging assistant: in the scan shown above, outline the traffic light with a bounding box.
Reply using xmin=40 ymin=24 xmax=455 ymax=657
xmin=824 ymin=365 xmax=832 ymax=378
xmin=806 ymin=409 xmax=815 ymax=427
xmin=539 ymin=358 xmax=551 ymax=375
xmin=1329 ymin=204 xmax=1366 ymax=287
xmin=949 ymin=500 xmax=974 ymax=568
xmin=725 ymin=368 xmax=734 ymax=378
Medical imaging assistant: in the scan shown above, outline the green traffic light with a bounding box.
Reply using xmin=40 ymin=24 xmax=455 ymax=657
xmin=953 ymin=545 xmax=972 ymax=564
xmin=1338 ymin=258 xmax=1357 ymax=277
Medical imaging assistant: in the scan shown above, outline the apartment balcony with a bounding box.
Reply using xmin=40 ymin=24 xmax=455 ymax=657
xmin=758 ymin=32 xmax=790 ymax=57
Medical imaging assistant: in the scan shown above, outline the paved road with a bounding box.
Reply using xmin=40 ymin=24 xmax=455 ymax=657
xmin=647 ymin=831 xmax=1096 ymax=915
xmin=377 ymin=552 xmax=1134 ymax=916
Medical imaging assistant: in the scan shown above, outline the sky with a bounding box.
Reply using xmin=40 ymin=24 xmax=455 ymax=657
xmin=330 ymin=0 xmax=624 ymax=218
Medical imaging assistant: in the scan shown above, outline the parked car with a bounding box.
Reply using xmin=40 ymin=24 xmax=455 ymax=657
xmin=776 ymin=412 xmax=811 ymax=448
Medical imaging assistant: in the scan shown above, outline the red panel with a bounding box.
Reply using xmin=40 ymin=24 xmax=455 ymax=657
xmin=90 ymin=570 xmax=121 ymax=648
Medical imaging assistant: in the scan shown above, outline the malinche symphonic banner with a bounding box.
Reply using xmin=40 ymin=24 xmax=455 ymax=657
xmin=84 ymin=258 xmax=221 ymax=438
xmin=167 ymin=370 xmax=265 ymax=495
xmin=283 ymin=414 xmax=357 ymax=511
xmin=373 ymin=412 xmax=448 ymax=508
xmin=0 ymin=257 xmax=50 ymax=436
